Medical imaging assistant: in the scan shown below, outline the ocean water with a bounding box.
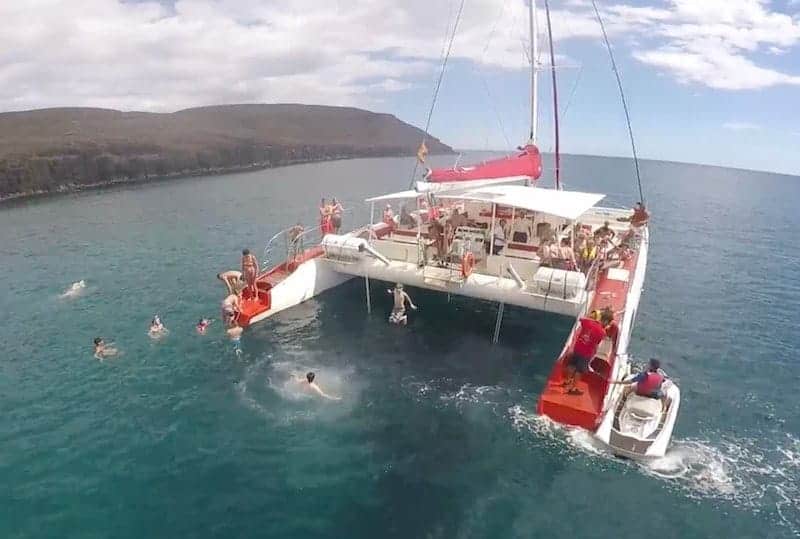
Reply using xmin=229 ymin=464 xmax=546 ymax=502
xmin=1 ymin=153 xmax=798 ymax=538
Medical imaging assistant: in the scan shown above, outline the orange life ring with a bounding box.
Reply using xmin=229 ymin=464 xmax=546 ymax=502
xmin=461 ymin=251 xmax=475 ymax=278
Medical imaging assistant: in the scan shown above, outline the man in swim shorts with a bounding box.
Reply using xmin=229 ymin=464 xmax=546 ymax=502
xmin=387 ymin=283 xmax=417 ymax=325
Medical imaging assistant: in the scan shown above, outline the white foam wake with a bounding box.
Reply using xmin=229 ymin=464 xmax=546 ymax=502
xmin=507 ymin=404 xmax=800 ymax=535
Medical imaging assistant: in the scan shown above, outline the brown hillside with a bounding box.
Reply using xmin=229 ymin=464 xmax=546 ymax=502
xmin=0 ymin=104 xmax=452 ymax=198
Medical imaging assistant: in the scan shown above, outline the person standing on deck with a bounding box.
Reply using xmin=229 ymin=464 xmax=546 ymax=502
xmin=600 ymin=307 xmax=619 ymax=353
xmin=240 ymin=249 xmax=259 ymax=300
xmin=382 ymin=204 xmax=396 ymax=235
xmin=288 ymin=222 xmax=304 ymax=260
xmin=563 ymin=315 xmax=607 ymax=395
xmin=319 ymin=198 xmax=327 ymax=233
xmin=331 ymin=198 xmax=344 ymax=233
xmin=387 ymin=283 xmax=417 ymax=325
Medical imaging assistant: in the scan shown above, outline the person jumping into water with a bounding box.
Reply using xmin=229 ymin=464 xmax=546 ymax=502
xmin=293 ymin=372 xmax=341 ymax=400
xmin=387 ymin=283 xmax=417 ymax=325
xmin=217 ymin=270 xmax=243 ymax=295
xmin=93 ymin=337 xmax=118 ymax=361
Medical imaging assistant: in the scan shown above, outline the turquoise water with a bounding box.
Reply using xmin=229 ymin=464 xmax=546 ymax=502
xmin=1 ymin=154 xmax=799 ymax=538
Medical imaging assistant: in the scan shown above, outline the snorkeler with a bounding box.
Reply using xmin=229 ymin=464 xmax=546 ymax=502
xmin=293 ymin=371 xmax=341 ymax=401
xmin=93 ymin=337 xmax=118 ymax=361
xmin=196 ymin=318 xmax=212 ymax=334
xmin=387 ymin=283 xmax=417 ymax=325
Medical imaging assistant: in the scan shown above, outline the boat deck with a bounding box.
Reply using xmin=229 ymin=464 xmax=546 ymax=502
xmin=537 ymin=238 xmax=641 ymax=430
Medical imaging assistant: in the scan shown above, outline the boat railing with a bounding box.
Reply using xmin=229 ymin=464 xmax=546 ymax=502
xmin=262 ymin=209 xmax=358 ymax=268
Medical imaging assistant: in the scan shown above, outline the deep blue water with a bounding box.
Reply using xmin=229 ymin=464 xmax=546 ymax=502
xmin=1 ymin=154 xmax=799 ymax=538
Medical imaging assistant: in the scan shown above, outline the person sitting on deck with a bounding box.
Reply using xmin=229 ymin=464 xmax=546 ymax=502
xmin=399 ymin=204 xmax=417 ymax=228
xmin=538 ymin=238 xmax=553 ymax=267
xmin=241 ymin=248 xmax=260 ymax=300
xmin=563 ymin=314 xmax=607 ymax=395
xmin=387 ymin=283 xmax=417 ymax=325
xmin=611 ymin=358 xmax=668 ymax=412
xmin=594 ymin=220 xmax=616 ymax=241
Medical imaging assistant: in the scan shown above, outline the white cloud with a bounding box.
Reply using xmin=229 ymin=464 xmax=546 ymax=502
xmin=0 ymin=0 xmax=799 ymax=114
xmin=723 ymin=121 xmax=761 ymax=130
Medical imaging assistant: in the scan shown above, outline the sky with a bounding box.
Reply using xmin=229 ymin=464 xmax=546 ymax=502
xmin=1 ymin=0 xmax=799 ymax=176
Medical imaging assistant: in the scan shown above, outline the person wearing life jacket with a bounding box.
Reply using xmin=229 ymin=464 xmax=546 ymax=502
xmin=563 ymin=312 xmax=607 ymax=395
xmin=612 ymin=358 xmax=668 ymax=412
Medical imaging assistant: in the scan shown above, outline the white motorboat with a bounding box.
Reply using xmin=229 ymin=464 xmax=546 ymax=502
xmin=595 ymin=364 xmax=681 ymax=459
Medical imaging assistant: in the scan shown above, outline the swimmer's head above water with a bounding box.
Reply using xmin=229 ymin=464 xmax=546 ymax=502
xmin=306 ymin=372 xmax=315 ymax=383
xmin=93 ymin=337 xmax=103 ymax=346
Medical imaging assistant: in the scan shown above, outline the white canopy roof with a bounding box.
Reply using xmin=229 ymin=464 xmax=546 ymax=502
xmin=365 ymin=190 xmax=420 ymax=203
xmin=436 ymin=185 xmax=605 ymax=220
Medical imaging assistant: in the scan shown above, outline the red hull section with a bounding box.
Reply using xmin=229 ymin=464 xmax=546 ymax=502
xmin=236 ymin=245 xmax=325 ymax=327
xmin=427 ymin=144 xmax=543 ymax=182
xmin=537 ymin=248 xmax=641 ymax=431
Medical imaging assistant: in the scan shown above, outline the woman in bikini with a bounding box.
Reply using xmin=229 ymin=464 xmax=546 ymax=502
xmin=240 ymin=248 xmax=259 ymax=300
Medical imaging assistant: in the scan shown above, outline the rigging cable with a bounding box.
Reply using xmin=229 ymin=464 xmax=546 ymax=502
xmin=408 ymin=0 xmax=468 ymax=189
xmin=590 ymin=0 xmax=645 ymax=203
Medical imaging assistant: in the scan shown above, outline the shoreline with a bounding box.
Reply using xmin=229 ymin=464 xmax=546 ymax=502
xmin=0 ymin=151 xmax=447 ymax=206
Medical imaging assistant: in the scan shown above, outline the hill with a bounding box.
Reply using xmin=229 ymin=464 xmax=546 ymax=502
xmin=0 ymin=104 xmax=453 ymax=200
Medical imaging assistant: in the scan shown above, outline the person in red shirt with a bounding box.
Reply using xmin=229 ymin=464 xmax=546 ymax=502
xmin=564 ymin=313 xmax=607 ymax=395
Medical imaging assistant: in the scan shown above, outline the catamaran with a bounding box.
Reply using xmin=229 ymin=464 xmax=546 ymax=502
xmin=217 ymin=0 xmax=679 ymax=458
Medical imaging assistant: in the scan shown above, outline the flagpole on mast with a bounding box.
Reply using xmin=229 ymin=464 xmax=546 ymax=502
xmin=529 ymin=0 xmax=538 ymax=144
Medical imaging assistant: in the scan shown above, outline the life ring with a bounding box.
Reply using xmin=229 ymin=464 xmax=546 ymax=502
xmin=461 ymin=251 xmax=475 ymax=278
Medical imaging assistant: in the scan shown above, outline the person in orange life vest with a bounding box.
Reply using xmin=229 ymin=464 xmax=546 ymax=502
xmin=563 ymin=312 xmax=607 ymax=395
xmin=611 ymin=358 xmax=668 ymax=412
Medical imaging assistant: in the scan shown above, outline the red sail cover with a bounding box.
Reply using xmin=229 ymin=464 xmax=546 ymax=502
xmin=427 ymin=144 xmax=543 ymax=182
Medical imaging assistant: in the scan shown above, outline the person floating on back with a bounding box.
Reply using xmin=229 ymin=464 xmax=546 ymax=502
xmin=563 ymin=312 xmax=607 ymax=395
xmin=387 ymin=283 xmax=417 ymax=325
xmin=93 ymin=337 xmax=118 ymax=361
xmin=293 ymin=371 xmax=341 ymax=401
xmin=611 ymin=358 xmax=669 ymax=412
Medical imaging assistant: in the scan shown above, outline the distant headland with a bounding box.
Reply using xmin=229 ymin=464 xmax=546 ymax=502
xmin=0 ymin=104 xmax=453 ymax=202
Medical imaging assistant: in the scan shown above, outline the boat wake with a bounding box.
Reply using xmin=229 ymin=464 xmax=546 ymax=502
xmin=60 ymin=280 xmax=87 ymax=299
xmin=508 ymin=404 xmax=800 ymax=534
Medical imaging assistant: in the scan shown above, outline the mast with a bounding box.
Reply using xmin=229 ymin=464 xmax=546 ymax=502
xmin=529 ymin=0 xmax=538 ymax=144
xmin=543 ymin=0 xmax=560 ymax=190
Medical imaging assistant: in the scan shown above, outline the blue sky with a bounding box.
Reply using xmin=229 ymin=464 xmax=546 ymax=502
xmin=1 ymin=0 xmax=799 ymax=175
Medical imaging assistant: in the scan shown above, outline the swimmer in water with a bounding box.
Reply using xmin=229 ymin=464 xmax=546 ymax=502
xmin=149 ymin=315 xmax=167 ymax=337
xmin=293 ymin=371 xmax=341 ymax=400
xmin=196 ymin=318 xmax=212 ymax=334
xmin=93 ymin=337 xmax=118 ymax=361
xmin=387 ymin=283 xmax=417 ymax=325
xmin=226 ymin=321 xmax=243 ymax=355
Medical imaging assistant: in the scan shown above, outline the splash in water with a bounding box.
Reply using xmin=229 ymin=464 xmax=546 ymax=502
xmin=60 ymin=280 xmax=87 ymax=299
